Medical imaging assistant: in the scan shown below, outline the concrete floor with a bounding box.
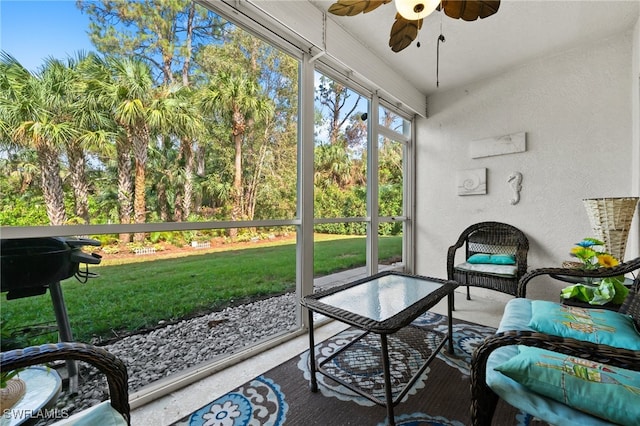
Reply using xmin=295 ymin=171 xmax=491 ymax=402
xmin=129 ymin=285 xmax=509 ymax=426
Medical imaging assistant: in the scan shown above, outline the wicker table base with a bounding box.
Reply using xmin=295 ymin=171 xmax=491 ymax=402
xmin=302 ymin=271 xmax=457 ymax=426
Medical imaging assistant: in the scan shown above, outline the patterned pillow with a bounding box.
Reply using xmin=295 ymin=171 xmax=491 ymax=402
xmin=494 ymin=346 xmax=640 ymax=425
xmin=528 ymin=300 xmax=640 ymax=350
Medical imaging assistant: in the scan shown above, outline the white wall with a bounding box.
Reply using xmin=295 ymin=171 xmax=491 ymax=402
xmin=630 ymin=15 xmax=640 ymax=259
xmin=414 ymin=30 xmax=638 ymax=302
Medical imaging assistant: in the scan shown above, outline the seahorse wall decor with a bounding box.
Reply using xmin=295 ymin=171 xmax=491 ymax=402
xmin=507 ymin=172 xmax=523 ymax=205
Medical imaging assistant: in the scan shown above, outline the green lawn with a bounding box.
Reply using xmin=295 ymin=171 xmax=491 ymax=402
xmin=1 ymin=235 xmax=401 ymax=348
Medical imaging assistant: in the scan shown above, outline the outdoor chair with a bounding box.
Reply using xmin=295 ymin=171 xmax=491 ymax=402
xmin=470 ymin=258 xmax=640 ymax=426
xmin=447 ymin=222 xmax=529 ymax=307
xmin=1 ymin=342 xmax=130 ymax=425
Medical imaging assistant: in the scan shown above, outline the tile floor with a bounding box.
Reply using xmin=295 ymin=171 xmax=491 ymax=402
xmin=130 ymin=287 xmax=510 ymax=425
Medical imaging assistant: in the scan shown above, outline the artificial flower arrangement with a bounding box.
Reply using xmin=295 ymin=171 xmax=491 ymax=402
xmin=570 ymin=238 xmax=619 ymax=269
xmin=560 ymin=238 xmax=628 ymax=305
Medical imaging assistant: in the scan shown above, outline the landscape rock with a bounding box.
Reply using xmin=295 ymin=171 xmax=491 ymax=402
xmin=47 ymin=292 xmax=297 ymax=423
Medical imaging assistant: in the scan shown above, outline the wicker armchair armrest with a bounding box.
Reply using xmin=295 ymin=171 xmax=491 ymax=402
xmin=446 ymin=236 xmax=467 ymax=278
xmin=1 ymin=342 xmax=130 ymax=425
xmin=516 ymin=257 xmax=640 ymax=298
xmin=470 ymin=330 xmax=640 ymax=426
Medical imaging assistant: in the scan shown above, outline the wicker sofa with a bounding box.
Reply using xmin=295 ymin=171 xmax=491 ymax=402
xmin=470 ymin=258 xmax=640 ymax=426
xmin=1 ymin=342 xmax=130 ymax=425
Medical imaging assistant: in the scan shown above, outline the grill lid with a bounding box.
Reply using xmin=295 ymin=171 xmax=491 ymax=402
xmin=1 ymin=237 xmax=101 ymax=299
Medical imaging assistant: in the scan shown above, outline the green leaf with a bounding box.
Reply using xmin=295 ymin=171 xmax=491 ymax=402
xmin=583 ymin=237 xmax=605 ymax=246
xmin=607 ymin=277 xmax=630 ymax=305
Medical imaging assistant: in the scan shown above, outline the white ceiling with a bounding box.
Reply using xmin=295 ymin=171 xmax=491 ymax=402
xmin=310 ymin=0 xmax=640 ymax=96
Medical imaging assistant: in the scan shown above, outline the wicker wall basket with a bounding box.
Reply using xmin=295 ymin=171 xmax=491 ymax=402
xmin=583 ymin=197 xmax=639 ymax=261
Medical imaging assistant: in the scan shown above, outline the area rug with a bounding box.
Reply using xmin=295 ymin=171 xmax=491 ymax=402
xmin=171 ymin=312 xmax=547 ymax=426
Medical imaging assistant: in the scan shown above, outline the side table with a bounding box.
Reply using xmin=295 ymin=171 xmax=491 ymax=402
xmin=301 ymin=271 xmax=457 ymax=426
xmin=1 ymin=366 xmax=62 ymax=426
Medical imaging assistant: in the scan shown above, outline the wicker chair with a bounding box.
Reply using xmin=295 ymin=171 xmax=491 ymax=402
xmin=470 ymin=258 xmax=640 ymax=426
xmin=1 ymin=342 xmax=130 ymax=425
xmin=447 ymin=222 xmax=529 ymax=306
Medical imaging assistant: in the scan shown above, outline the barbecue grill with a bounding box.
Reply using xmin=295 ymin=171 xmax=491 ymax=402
xmin=1 ymin=237 xmax=101 ymax=299
xmin=1 ymin=236 xmax=102 ymax=390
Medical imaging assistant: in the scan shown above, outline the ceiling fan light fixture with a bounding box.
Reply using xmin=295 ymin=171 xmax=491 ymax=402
xmin=395 ymin=0 xmax=439 ymax=20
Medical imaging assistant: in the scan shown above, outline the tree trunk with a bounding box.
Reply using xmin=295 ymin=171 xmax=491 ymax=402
xmin=196 ymin=142 xmax=206 ymax=177
xmin=38 ymin=145 xmax=67 ymax=226
xmin=245 ymin=139 xmax=268 ymax=222
xmin=173 ymin=193 xmax=184 ymax=222
xmin=158 ymin=181 xmax=169 ymax=222
xmin=229 ymin=132 xmax=243 ymax=238
xmin=182 ymin=137 xmax=194 ymax=219
xmin=117 ymin=137 xmax=133 ymax=244
xmin=66 ymin=143 xmax=90 ymax=224
xmin=182 ymin=3 xmax=195 ymax=87
xmin=132 ymin=127 xmax=149 ymax=243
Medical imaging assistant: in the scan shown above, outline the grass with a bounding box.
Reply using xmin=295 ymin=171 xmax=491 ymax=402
xmin=1 ymin=235 xmax=402 ymax=347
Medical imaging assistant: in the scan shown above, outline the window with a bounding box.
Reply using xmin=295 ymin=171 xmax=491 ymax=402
xmin=0 ymin=0 xmax=414 ymax=406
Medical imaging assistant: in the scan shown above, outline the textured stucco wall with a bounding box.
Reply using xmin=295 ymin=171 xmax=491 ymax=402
xmin=415 ymin=30 xmax=637 ymax=302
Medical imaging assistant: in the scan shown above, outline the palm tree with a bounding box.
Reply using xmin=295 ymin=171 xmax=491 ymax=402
xmin=147 ymin=137 xmax=181 ymax=222
xmin=44 ymin=52 xmax=116 ymax=224
xmin=148 ymin=85 xmax=203 ymax=221
xmin=0 ymin=52 xmax=74 ymax=225
xmin=83 ymin=56 xmax=133 ymax=241
xmin=85 ymin=56 xmax=155 ymax=242
xmin=198 ymin=71 xmax=273 ymax=236
xmin=314 ymin=142 xmax=353 ymax=189
xmin=46 ymin=55 xmax=92 ymax=224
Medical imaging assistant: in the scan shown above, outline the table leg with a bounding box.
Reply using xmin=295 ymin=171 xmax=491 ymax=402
xmin=447 ymin=291 xmax=454 ymax=354
xmin=307 ymin=309 xmax=318 ymax=392
xmin=49 ymin=281 xmax=78 ymax=393
xmin=380 ymin=334 xmax=395 ymax=426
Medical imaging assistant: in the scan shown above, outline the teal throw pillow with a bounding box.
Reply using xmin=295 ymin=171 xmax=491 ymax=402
xmin=528 ymin=300 xmax=640 ymax=350
xmin=489 ymin=254 xmax=516 ymax=265
xmin=494 ymin=346 xmax=640 ymax=425
xmin=466 ymin=253 xmax=516 ymax=265
xmin=467 ymin=253 xmax=492 ymax=264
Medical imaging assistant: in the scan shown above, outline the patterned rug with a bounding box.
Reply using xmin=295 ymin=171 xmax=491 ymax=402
xmin=171 ymin=313 xmax=546 ymax=426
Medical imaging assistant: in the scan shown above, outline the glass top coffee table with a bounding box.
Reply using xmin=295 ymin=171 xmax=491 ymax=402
xmin=301 ymin=271 xmax=458 ymax=426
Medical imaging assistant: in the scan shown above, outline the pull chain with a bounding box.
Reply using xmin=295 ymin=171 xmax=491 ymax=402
xmin=437 ymin=34 xmax=445 ymax=87
xmin=436 ymin=15 xmax=445 ymax=88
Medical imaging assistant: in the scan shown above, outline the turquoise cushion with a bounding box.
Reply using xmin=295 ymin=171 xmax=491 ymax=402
xmin=455 ymin=262 xmax=518 ymax=277
xmin=494 ymin=346 xmax=640 ymax=425
xmin=489 ymin=254 xmax=516 ymax=265
xmin=528 ymin=300 xmax=640 ymax=350
xmin=466 ymin=253 xmax=516 ymax=265
xmin=467 ymin=253 xmax=492 ymax=264
xmin=487 ymin=299 xmax=614 ymax=426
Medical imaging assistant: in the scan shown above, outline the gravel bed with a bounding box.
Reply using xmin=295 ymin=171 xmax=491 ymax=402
xmin=48 ymin=292 xmax=298 ymax=421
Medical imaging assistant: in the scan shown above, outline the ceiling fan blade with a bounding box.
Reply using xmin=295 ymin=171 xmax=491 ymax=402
xmin=389 ymin=14 xmax=423 ymax=53
xmin=440 ymin=0 xmax=500 ymax=21
xmin=328 ymin=0 xmax=392 ymax=16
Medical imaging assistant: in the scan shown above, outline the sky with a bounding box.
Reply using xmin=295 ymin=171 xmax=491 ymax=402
xmin=0 ymin=0 xmax=95 ymax=72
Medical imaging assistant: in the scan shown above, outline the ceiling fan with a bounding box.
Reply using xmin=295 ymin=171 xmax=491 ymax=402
xmin=327 ymin=0 xmax=501 ymax=52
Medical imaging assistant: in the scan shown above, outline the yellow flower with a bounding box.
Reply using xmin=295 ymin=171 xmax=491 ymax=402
xmin=597 ymin=254 xmax=619 ymax=268
xmin=571 ymin=247 xmax=596 ymax=261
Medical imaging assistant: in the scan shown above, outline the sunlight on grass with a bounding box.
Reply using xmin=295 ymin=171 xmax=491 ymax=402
xmin=1 ymin=235 xmax=401 ymax=346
